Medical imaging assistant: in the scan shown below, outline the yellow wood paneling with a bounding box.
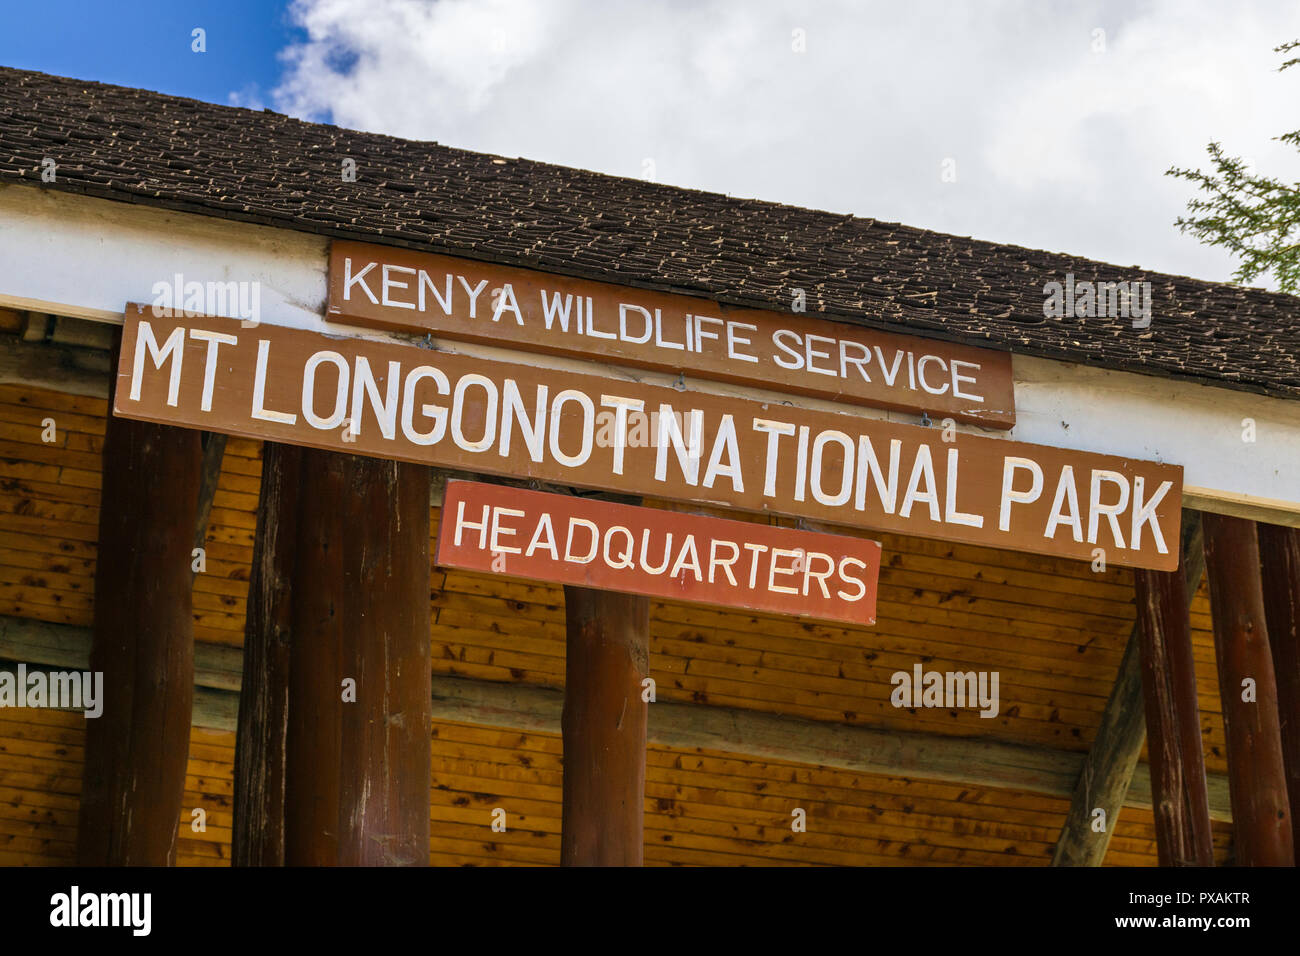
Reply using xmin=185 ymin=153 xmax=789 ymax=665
xmin=0 ymin=382 xmax=1240 ymax=865
xmin=0 ymin=710 xmax=1233 ymax=866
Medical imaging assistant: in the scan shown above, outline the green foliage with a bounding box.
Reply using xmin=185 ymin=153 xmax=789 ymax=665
xmin=1166 ymin=41 xmax=1300 ymax=292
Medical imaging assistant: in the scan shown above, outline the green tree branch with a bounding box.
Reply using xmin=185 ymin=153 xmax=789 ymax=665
xmin=1166 ymin=41 xmax=1300 ymax=292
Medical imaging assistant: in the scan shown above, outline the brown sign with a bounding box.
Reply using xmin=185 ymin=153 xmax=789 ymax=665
xmin=325 ymin=240 xmax=1017 ymax=429
xmin=435 ymin=481 xmax=881 ymax=625
xmin=113 ymin=305 xmax=1182 ymax=569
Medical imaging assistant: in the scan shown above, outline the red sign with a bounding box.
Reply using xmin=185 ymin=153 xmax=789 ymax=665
xmin=435 ymin=480 xmax=881 ymax=625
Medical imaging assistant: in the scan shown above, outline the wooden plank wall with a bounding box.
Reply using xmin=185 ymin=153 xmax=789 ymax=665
xmin=0 ymin=382 xmax=1235 ymax=865
xmin=0 ymin=709 xmax=1234 ymax=866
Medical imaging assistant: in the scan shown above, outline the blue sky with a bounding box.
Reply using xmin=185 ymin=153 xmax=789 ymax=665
xmin=2 ymin=0 xmax=1297 ymax=288
xmin=0 ymin=0 xmax=302 ymax=112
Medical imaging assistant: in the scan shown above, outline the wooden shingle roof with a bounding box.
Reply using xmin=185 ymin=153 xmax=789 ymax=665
xmin=1 ymin=65 xmax=1297 ymax=401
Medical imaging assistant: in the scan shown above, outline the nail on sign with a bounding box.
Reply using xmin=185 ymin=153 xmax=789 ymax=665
xmin=325 ymin=240 xmax=1017 ymax=429
xmin=435 ymin=481 xmax=881 ymax=625
xmin=113 ymin=305 xmax=1182 ymax=570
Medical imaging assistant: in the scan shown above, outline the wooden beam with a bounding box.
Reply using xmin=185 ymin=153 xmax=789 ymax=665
xmin=561 ymin=587 xmax=649 ymax=866
xmin=1135 ymin=547 xmax=1214 ymax=865
xmin=50 ymin=315 xmax=116 ymax=350
xmin=283 ymin=449 xmax=432 ymax=866
xmin=1203 ymin=513 xmax=1295 ymax=866
xmin=0 ymin=331 xmax=110 ymax=397
xmin=77 ymin=335 xmax=203 ymax=865
xmin=1052 ymin=512 xmax=1206 ymax=866
xmin=0 ymin=616 xmax=241 ymax=690
xmin=193 ymin=432 xmax=228 ymax=557
xmin=425 ymin=672 xmax=1234 ymax=820
xmin=0 ymin=617 xmax=1236 ymax=820
xmin=232 ymin=442 xmax=301 ymax=866
xmin=1256 ymin=522 xmax=1300 ymax=860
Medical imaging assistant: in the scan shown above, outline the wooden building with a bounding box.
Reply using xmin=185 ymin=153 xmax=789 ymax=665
xmin=0 ymin=67 xmax=1296 ymax=867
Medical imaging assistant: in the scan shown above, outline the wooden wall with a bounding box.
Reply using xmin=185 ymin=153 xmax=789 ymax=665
xmin=0 ymin=382 xmax=1235 ymax=865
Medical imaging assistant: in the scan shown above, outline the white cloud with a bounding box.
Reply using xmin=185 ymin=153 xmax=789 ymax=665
xmin=228 ymin=83 xmax=267 ymax=111
xmin=272 ymin=0 xmax=1300 ymax=287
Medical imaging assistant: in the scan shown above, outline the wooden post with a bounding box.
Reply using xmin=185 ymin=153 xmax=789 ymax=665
xmin=232 ymin=442 xmax=302 ymax=866
xmin=1258 ymin=522 xmax=1300 ymax=859
xmin=1052 ymin=512 xmax=1204 ymax=866
xmin=1203 ymin=513 xmax=1295 ymax=866
xmin=77 ymin=338 xmax=203 ymax=866
xmin=561 ymin=586 xmax=650 ymax=866
xmin=1135 ymin=552 xmax=1214 ymax=865
xmin=283 ymin=449 xmax=432 ymax=866
xmin=193 ymin=433 xmax=228 ymax=558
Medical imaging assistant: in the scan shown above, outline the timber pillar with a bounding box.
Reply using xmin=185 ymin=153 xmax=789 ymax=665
xmin=78 ymin=340 xmax=204 ymax=866
xmin=1051 ymin=512 xmax=1204 ymax=866
xmin=1203 ymin=513 xmax=1294 ymax=866
xmin=244 ymin=447 xmax=434 ymax=866
xmin=232 ymin=442 xmax=302 ymax=865
xmin=561 ymin=586 xmax=650 ymax=866
xmin=1258 ymin=522 xmax=1300 ymax=859
xmin=1134 ymin=548 xmax=1214 ymax=866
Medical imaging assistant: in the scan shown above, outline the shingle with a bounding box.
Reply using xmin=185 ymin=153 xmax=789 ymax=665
xmin=1 ymin=65 xmax=1297 ymax=401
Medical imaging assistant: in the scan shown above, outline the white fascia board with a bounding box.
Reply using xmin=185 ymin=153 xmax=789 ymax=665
xmin=0 ymin=182 xmax=327 ymax=329
xmin=1 ymin=183 xmax=1297 ymax=522
xmin=1008 ymin=355 xmax=1299 ymax=525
